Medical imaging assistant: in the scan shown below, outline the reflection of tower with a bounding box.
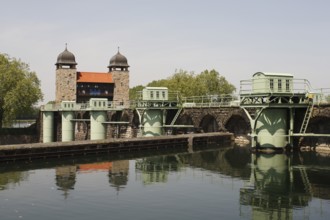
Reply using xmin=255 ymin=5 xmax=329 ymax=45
xmin=55 ymin=166 xmax=77 ymax=198
xmin=55 ymin=45 xmax=77 ymax=103
xmin=108 ymin=160 xmax=129 ymax=192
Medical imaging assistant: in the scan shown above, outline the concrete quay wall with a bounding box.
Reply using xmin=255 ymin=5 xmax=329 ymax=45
xmin=0 ymin=132 xmax=233 ymax=162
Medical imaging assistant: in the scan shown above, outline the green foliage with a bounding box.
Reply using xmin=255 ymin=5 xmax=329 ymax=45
xmin=325 ymin=95 xmax=330 ymax=103
xmin=129 ymin=69 xmax=235 ymax=99
xmin=129 ymin=85 xmax=145 ymax=100
xmin=0 ymin=53 xmax=43 ymax=127
xmin=196 ymin=70 xmax=236 ymax=95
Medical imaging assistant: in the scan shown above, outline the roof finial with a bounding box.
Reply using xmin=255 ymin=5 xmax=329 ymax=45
xmin=117 ymin=46 xmax=120 ymax=53
xmin=65 ymin=43 xmax=68 ymax=50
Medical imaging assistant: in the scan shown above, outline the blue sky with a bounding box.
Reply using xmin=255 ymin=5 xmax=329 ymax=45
xmin=1 ymin=0 xmax=330 ymax=103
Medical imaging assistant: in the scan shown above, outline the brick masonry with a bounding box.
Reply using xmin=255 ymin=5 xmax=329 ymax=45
xmin=55 ymin=68 xmax=77 ymax=103
xmin=112 ymin=71 xmax=129 ymax=107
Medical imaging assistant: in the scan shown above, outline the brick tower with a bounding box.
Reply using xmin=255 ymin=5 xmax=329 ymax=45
xmin=55 ymin=45 xmax=77 ymax=103
xmin=108 ymin=49 xmax=130 ymax=107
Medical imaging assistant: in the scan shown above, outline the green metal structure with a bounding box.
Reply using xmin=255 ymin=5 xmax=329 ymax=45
xmin=89 ymin=99 xmax=108 ymax=140
xmin=240 ymin=72 xmax=321 ymax=149
xmin=142 ymin=109 xmax=163 ymax=136
xmin=134 ymin=87 xmax=179 ymax=136
xmin=61 ymin=101 xmax=75 ymax=142
xmin=39 ymin=79 xmax=330 ymax=146
xmin=42 ymin=110 xmax=54 ymax=143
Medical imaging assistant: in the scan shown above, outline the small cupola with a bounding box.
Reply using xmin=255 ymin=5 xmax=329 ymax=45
xmin=108 ymin=48 xmax=129 ymax=72
xmin=55 ymin=44 xmax=77 ymax=69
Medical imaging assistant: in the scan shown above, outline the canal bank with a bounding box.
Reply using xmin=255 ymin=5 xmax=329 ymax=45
xmin=0 ymin=132 xmax=233 ymax=162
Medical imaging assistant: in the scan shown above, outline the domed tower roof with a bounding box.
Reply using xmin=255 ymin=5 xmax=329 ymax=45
xmin=55 ymin=45 xmax=77 ymax=69
xmin=108 ymin=48 xmax=129 ymax=71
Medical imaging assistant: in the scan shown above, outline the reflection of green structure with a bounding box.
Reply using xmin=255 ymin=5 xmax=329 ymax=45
xmin=240 ymin=72 xmax=320 ymax=149
xmin=240 ymin=154 xmax=311 ymax=220
xmin=135 ymin=147 xmax=251 ymax=185
xmin=135 ymin=155 xmax=183 ymax=184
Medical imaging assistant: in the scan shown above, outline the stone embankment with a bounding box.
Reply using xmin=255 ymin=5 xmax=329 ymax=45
xmin=0 ymin=132 xmax=233 ymax=162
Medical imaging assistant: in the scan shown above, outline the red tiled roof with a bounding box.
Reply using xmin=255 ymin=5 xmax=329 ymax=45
xmin=77 ymin=72 xmax=113 ymax=83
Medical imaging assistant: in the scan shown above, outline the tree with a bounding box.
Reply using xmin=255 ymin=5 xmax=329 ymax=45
xmin=194 ymin=70 xmax=236 ymax=96
xmin=129 ymin=85 xmax=144 ymax=100
xmin=129 ymin=69 xmax=235 ymax=99
xmin=0 ymin=53 xmax=43 ymax=128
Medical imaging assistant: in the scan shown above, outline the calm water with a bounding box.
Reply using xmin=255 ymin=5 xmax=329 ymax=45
xmin=0 ymin=145 xmax=330 ymax=220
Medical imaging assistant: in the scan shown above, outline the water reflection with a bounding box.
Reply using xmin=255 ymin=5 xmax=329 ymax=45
xmin=136 ymin=155 xmax=184 ymax=184
xmin=240 ymin=153 xmax=315 ymax=219
xmin=55 ymin=166 xmax=77 ymax=198
xmin=108 ymin=160 xmax=129 ymax=191
xmin=134 ymin=147 xmax=251 ymax=185
xmin=0 ymin=170 xmax=29 ymax=190
xmin=0 ymin=146 xmax=329 ymax=219
xmin=55 ymin=160 xmax=130 ymax=197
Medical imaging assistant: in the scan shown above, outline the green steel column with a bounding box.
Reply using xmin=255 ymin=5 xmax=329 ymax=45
xmin=162 ymin=109 xmax=167 ymax=135
xmin=90 ymin=111 xmax=107 ymax=140
xmin=89 ymin=98 xmax=108 ymax=140
xmin=143 ymin=109 xmax=163 ymax=136
xmin=288 ymin=108 xmax=294 ymax=147
xmin=62 ymin=111 xmax=75 ymax=142
xmin=43 ymin=111 xmax=54 ymax=143
xmin=256 ymin=108 xmax=288 ymax=148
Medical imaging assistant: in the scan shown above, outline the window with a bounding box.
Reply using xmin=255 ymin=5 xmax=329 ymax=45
xmin=278 ymin=79 xmax=282 ymax=92
xmin=156 ymin=91 xmax=160 ymax=99
xmin=150 ymin=91 xmax=154 ymax=99
xmin=162 ymin=91 xmax=166 ymax=99
xmin=286 ymin=80 xmax=290 ymax=92
xmin=270 ymin=79 xmax=274 ymax=91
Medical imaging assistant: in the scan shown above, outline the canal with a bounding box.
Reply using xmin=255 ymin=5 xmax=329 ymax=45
xmin=0 ymin=144 xmax=329 ymax=220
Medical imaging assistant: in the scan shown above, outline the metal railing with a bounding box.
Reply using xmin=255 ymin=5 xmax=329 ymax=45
xmin=240 ymin=78 xmax=330 ymax=105
xmin=41 ymin=100 xmax=129 ymax=111
xmin=312 ymin=88 xmax=330 ymax=105
xmin=181 ymin=94 xmax=239 ymax=107
xmin=41 ymin=82 xmax=330 ymax=112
